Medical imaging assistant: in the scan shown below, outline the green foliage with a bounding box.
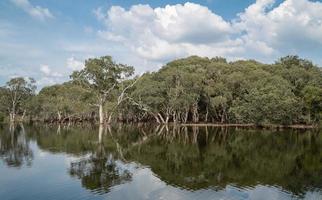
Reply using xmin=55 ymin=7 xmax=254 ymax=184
xmin=0 ymin=113 xmax=5 ymax=123
xmin=33 ymin=82 xmax=94 ymax=120
xmin=0 ymin=77 xmax=36 ymax=122
xmin=0 ymin=55 xmax=321 ymax=125
xmin=71 ymin=55 xmax=134 ymax=100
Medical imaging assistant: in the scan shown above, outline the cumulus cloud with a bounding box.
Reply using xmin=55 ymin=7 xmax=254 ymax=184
xmin=40 ymin=65 xmax=51 ymax=75
xmin=96 ymin=3 xmax=239 ymax=62
xmin=10 ymin=0 xmax=54 ymax=21
xmin=66 ymin=57 xmax=85 ymax=71
xmin=37 ymin=64 xmax=64 ymax=88
xmin=236 ymin=0 xmax=322 ymax=53
xmin=95 ymin=0 xmax=322 ymax=65
xmin=40 ymin=64 xmax=62 ymax=77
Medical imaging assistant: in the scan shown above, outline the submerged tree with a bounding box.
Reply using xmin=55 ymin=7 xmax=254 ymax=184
xmin=71 ymin=56 xmax=134 ymax=124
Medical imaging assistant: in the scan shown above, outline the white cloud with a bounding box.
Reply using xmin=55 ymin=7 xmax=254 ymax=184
xmin=154 ymin=3 xmax=233 ymax=43
xmin=37 ymin=65 xmax=64 ymax=88
xmin=95 ymin=0 xmax=322 ymax=65
xmin=40 ymin=64 xmax=62 ymax=77
xmin=40 ymin=65 xmax=51 ymax=75
xmin=96 ymin=3 xmax=239 ymax=62
xmin=37 ymin=76 xmax=59 ymax=87
xmin=3 ymin=0 xmax=322 ymax=88
xmin=66 ymin=57 xmax=85 ymax=71
xmin=236 ymin=0 xmax=322 ymax=53
xmin=10 ymin=0 xmax=54 ymax=21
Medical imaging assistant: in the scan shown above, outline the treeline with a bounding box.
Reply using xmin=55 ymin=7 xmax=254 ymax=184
xmin=0 ymin=55 xmax=322 ymax=125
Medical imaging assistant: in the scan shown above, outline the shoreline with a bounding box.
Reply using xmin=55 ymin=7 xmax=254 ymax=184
xmin=167 ymin=123 xmax=318 ymax=129
xmin=1 ymin=121 xmax=319 ymax=129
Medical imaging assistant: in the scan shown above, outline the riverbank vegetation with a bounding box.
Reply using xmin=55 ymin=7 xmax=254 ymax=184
xmin=0 ymin=55 xmax=322 ymax=126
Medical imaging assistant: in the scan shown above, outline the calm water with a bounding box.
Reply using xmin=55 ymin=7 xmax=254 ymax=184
xmin=0 ymin=124 xmax=321 ymax=200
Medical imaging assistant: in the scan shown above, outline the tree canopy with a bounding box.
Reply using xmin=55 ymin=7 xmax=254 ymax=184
xmin=1 ymin=55 xmax=321 ymax=125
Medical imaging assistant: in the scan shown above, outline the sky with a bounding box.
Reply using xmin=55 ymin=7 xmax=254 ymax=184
xmin=1 ymin=0 xmax=322 ymax=88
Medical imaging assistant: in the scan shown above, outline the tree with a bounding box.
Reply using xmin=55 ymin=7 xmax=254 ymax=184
xmin=71 ymin=56 xmax=134 ymax=124
xmin=1 ymin=77 xmax=36 ymax=122
xmin=1 ymin=55 xmax=321 ymax=126
xmin=302 ymin=85 xmax=322 ymax=123
xmin=36 ymin=82 xmax=94 ymax=122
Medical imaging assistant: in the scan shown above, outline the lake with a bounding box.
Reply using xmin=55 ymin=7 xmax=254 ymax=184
xmin=0 ymin=124 xmax=321 ymax=200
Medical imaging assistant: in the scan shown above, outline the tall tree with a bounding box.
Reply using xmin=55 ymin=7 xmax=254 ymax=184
xmin=71 ymin=56 xmax=134 ymax=124
xmin=1 ymin=77 xmax=36 ymax=122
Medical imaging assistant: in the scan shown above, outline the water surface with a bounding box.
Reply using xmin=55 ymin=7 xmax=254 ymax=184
xmin=0 ymin=124 xmax=321 ymax=200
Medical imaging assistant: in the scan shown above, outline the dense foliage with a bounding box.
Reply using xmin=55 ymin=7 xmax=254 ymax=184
xmin=0 ymin=55 xmax=321 ymax=125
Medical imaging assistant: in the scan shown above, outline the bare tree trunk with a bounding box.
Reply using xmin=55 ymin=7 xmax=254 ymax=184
xmin=9 ymin=113 xmax=15 ymax=123
xmin=184 ymin=109 xmax=189 ymax=123
xmin=192 ymin=103 xmax=199 ymax=123
xmin=57 ymin=111 xmax=62 ymax=122
xmin=99 ymin=124 xmax=103 ymax=144
xmin=153 ymin=114 xmax=161 ymax=124
xmin=173 ymin=111 xmax=177 ymax=124
xmin=205 ymin=106 xmax=209 ymax=122
xmin=165 ymin=114 xmax=169 ymax=124
xmin=9 ymin=122 xmax=15 ymax=133
xmin=21 ymin=110 xmax=26 ymax=121
xmin=157 ymin=113 xmax=165 ymax=123
xmin=107 ymin=113 xmax=112 ymax=124
xmin=10 ymin=109 xmax=16 ymax=123
xmin=10 ymin=104 xmax=16 ymax=123
xmin=99 ymin=103 xmax=104 ymax=124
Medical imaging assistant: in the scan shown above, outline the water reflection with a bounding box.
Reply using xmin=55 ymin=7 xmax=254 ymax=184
xmin=69 ymin=124 xmax=132 ymax=194
xmin=0 ymin=124 xmax=321 ymax=199
xmin=0 ymin=123 xmax=33 ymax=167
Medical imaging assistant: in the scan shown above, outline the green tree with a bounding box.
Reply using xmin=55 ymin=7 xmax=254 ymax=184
xmin=71 ymin=56 xmax=134 ymax=124
xmin=1 ymin=77 xmax=36 ymax=122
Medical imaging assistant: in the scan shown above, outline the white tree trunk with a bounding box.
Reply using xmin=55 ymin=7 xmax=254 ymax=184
xmin=9 ymin=112 xmax=15 ymax=123
xmin=57 ymin=111 xmax=62 ymax=122
xmin=157 ymin=113 xmax=165 ymax=123
xmin=21 ymin=110 xmax=26 ymax=121
xmin=99 ymin=103 xmax=104 ymax=124
xmin=99 ymin=124 xmax=103 ymax=143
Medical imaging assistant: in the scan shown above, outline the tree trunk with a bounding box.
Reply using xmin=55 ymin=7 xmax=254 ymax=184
xmin=184 ymin=110 xmax=189 ymax=123
xmin=165 ymin=114 xmax=169 ymax=124
xmin=57 ymin=111 xmax=62 ymax=122
xmin=153 ymin=114 xmax=161 ymax=124
xmin=107 ymin=113 xmax=112 ymax=124
xmin=98 ymin=124 xmax=103 ymax=143
xmin=157 ymin=113 xmax=165 ymax=123
xmin=21 ymin=110 xmax=26 ymax=121
xmin=99 ymin=103 xmax=104 ymax=124
xmin=192 ymin=103 xmax=199 ymax=123
xmin=10 ymin=112 xmax=15 ymax=123
xmin=205 ymin=106 xmax=209 ymax=122
xmin=173 ymin=111 xmax=177 ymax=123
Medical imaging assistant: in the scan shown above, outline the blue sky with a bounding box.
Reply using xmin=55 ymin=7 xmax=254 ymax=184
xmin=0 ymin=0 xmax=322 ymax=88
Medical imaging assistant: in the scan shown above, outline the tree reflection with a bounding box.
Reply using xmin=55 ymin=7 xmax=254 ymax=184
xmin=69 ymin=124 xmax=131 ymax=194
xmin=4 ymin=123 xmax=319 ymax=196
xmin=120 ymin=125 xmax=322 ymax=196
xmin=0 ymin=123 xmax=33 ymax=167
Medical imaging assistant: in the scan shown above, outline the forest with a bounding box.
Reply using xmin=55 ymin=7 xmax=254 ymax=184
xmin=0 ymin=55 xmax=322 ymax=126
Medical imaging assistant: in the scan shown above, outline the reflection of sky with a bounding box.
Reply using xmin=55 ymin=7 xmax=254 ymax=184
xmin=0 ymin=141 xmax=321 ymax=200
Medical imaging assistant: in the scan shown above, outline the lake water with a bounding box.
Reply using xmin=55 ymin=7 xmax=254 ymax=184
xmin=0 ymin=124 xmax=321 ymax=200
